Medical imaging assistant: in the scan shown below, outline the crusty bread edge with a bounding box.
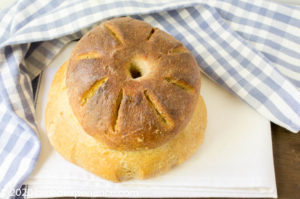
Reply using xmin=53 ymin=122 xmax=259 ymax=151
xmin=45 ymin=61 xmax=207 ymax=182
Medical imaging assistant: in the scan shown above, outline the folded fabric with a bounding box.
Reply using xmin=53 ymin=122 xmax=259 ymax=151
xmin=0 ymin=0 xmax=299 ymax=197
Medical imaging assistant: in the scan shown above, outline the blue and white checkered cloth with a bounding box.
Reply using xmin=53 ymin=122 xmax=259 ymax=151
xmin=0 ymin=0 xmax=299 ymax=197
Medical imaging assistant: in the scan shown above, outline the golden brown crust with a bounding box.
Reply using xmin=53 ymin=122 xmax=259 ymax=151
xmin=46 ymin=61 xmax=207 ymax=182
xmin=66 ymin=17 xmax=201 ymax=150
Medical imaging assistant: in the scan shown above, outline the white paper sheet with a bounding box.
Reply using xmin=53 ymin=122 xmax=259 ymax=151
xmin=25 ymin=42 xmax=277 ymax=198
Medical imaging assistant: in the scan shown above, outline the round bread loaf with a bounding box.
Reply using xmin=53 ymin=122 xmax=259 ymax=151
xmin=66 ymin=17 xmax=201 ymax=150
xmin=46 ymin=17 xmax=207 ymax=181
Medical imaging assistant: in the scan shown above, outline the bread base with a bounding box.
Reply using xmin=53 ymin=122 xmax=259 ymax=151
xmin=45 ymin=61 xmax=207 ymax=182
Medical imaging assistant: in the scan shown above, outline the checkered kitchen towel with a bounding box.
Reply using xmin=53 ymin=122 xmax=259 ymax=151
xmin=0 ymin=0 xmax=300 ymax=197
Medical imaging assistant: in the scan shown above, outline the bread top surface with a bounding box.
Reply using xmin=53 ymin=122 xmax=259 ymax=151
xmin=66 ymin=17 xmax=201 ymax=151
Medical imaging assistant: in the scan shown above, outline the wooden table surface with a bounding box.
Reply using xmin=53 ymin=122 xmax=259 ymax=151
xmin=271 ymin=123 xmax=300 ymax=199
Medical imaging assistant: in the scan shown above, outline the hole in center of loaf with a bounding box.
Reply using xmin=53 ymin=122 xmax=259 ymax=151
xmin=129 ymin=58 xmax=149 ymax=79
xmin=130 ymin=66 xmax=142 ymax=79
